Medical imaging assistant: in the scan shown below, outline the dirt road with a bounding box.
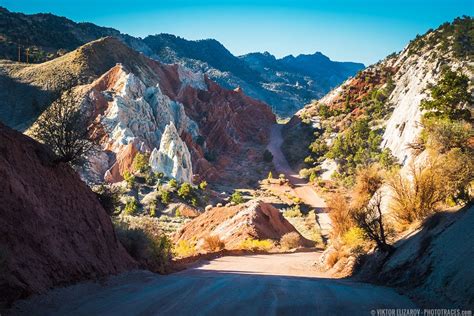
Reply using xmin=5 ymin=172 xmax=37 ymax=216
xmin=12 ymin=252 xmax=416 ymax=316
xmin=267 ymin=124 xmax=331 ymax=234
xmin=267 ymin=124 xmax=326 ymax=210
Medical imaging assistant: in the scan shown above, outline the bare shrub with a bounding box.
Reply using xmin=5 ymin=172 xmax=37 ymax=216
xmin=280 ymin=232 xmax=302 ymax=250
xmin=351 ymin=192 xmax=391 ymax=252
xmin=327 ymin=193 xmax=353 ymax=238
xmin=29 ymin=90 xmax=96 ymax=166
xmin=345 ymin=164 xmax=392 ymax=252
xmin=203 ymin=235 xmax=225 ymax=252
xmin=387 ymin=161 xmax=445 ymax=225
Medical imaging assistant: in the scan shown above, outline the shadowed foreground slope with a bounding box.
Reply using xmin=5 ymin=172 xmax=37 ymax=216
xmin=0 ymin=123 xmax=136 ymax=308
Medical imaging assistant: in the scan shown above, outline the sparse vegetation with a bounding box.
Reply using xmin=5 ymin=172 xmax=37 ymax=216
xmin=283 ymin=204 xmax=303 ymax=218
xmin=132 ymin=152 xmax=151 ymax=174
xmin=28 ymin=90 xmax=96 ymax=166
xmin=230 ymin=191 xmax=244 ymax=204
xmin=94 ymin=185 xmax=122 ymax=215
xmin=174 ymin=240 xmax=198 ymax=258
xmin=124 ymin=197 xmax=139 ymax=216
xmin=123 ymin=171 xmax=136 ymax=189
xmin=203 ymin=235 xmax=225 ymax=252
xmin=280 ymin=232 xmax=302 ymax=250
xmin=114 ymin=220 xmax=172 ymax=273
xmin=239 ymin=238 xmax=274 ymax=252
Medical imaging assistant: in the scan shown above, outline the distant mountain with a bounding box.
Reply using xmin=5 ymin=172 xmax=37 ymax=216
xmin=0 ymin=7 xmax=364 ymax=116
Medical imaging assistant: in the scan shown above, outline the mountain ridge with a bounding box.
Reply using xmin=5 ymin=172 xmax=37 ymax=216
xmin=0 ymin=6 xmax=364 ymax=116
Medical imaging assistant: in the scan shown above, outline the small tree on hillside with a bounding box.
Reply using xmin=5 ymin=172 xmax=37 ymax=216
xmin=350 ymin=165 xmax=391 ymax=252
xmin=351 ymin=192 xmax=392 ymax=252
xmin=29 ymin=90 xmax=96 ymax=166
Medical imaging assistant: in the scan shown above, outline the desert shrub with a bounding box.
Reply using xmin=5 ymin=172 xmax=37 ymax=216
xmin=132 ymin=152 xmax=151 ymax=174
xmin=267 ymin=171 xmax=273 ymax=180
xmin=199 ymin=180 xmax=208 ymax=190
xmin=174 ymin=240 xmax=197 ymax=258
xmin=123 ymin=171 xmax=136 ymax=189
xmin=148 ymin=201 xmax=157 ymax=217
xmin=420 ymin=117 xmax=472 ymax=153
xmin=437 ymin=148 xmax=474 ymax=203
xmin=387 ymin=161 xmax=445 ymax=225
xmin=351 ymin=164 xmax=384 ymax=209
xmin=263 ymin=149 xmax=274 ymax=162
xmin=280 ymin=232 xmax=302 ymax=250
xmin=124 ymin=197 xmax=139 ymax=216
xmin=283 ymin=204 xmax=303 ymax=218
xmin=239 ymin=238 xmax=274 ymax=252
xmin=326 ymin=251 xmax=340 ymax=268
xmin=178 ymin=182 xmax=193 ymax=200
xmin=327 ymin=193 xmax=353 ymax=238
xmin=28 ymin=89 xmax=96 ymax=166
xmin=160 ymin=190 xmax=171 ymax=205
xmin=114 ymin=221 xmax=171 ymax=273
xmin=94 ymin=185 xmax=122 ymax=215
xmin=342 ymin=227 xmax=366 ymax=249
xmin=230 ymin=191 xmax=244 ymax=204
xmin=420 ymin=68 xmax=471 ymax=121
xmin=203 ymin=235 xmax=225 ymax=252
xmin=168 ymin=179 xmax=178 ymax=189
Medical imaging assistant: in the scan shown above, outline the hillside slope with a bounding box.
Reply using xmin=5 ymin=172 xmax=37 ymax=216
xmin=7 ymin=37 xmax=275 ymax=187
xmin=356 ymin=204 xmax=474 ymax=309
xmin=0 ymin=122 xmax=136 ymax=308
xmin=0 ymin=7 xmax=363 ymax=116
xmin=283 ymin=17 xmax=473 ymax=176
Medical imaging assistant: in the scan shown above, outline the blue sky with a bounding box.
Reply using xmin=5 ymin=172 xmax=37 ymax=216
xmin=2 ymin=0 xmax=472 ymax=65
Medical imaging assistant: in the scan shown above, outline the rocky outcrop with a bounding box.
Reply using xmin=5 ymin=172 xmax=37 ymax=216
xmin=149 ymin=122 xmax=193 ymax=183
xmin=73 ymin=38 xmax=275 ymax=186
xmin=15 ymin=37 xmax=275 ymax=187
xmin=0 ymin=123 xmax=136 ymax=307
xmin=174 ymin=200 xmax=309 ymax=249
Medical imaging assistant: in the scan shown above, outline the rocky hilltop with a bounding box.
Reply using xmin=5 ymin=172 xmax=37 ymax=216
xmin=284 ymin=17 xmax=473 ymax=177
xmin=0 ymin=122 xmax=136 ymax=307
xmin=0 ymin=7 xmax=363 ymax=116
xmin=3 ymin=36 xmax=276 ymax=186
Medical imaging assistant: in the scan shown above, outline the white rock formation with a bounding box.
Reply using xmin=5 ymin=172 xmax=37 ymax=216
xmin=149 ymin=122 xmax=193 ymax=183
xmin=82 ymin=64 xmax=200 ymax=182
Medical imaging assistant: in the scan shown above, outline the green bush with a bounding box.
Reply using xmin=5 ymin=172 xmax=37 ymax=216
xmin=114 ymin=221 xmax=172 ymax=273
xmin=124 ymin=197 xmax=139 ymax=216
xmin=94 ymin=185 xmax=122 ymax=215
xmin=178 ymin=182 xmax=193 ymax=199
xmin=160 ymin=190 xmax=171 ymax=205
xmin=420 ymin=68 xmax=471 ymax=121
xmin=199 ymin=180 xmax=208 ymax=190
xmin=230 ymin=191 xmax=244 ymax=204
xmin=132 ymin=152 xmax=151 ymax=174
xmin=283 ymin=205 xmax=303 ymax=218
xmin=263 ymin=149 xmax=273 ymax=162
xmin=168 ymin=179 xmax=178 ymax=189
xmin=123 ymin=171 xmax=136 ymax=189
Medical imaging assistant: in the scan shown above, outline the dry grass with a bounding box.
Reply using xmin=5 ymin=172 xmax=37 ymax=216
xmin=327 ymin=193 xmax=354 ymax=238
xmin=279 ymin=232 xmax=302 ymax=250
xmin=202 ymin=235 xmax=225 ymax=252
xmin=387 ymin=161 xmax=445 ymax=225
xmin=239 ymin=238 xmax=275 ymax=252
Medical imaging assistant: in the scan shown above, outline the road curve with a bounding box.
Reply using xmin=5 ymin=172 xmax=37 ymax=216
xmin=12 ymin=253 xmax=416 ymax=316
xmin=266 ymin=124 xmax=326 ymax=210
